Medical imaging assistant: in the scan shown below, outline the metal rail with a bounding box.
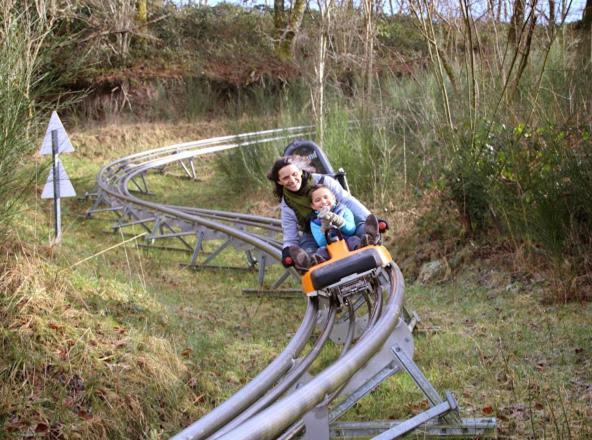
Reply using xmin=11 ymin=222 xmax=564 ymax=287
xmin=88 ymin=126 xmax=492 ymax=439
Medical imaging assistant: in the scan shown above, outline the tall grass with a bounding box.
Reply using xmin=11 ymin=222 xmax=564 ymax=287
xmin=214 ymin=81 xmax=312 ymax=193
xmin=0 ymin=11 xmax=44 ymax=238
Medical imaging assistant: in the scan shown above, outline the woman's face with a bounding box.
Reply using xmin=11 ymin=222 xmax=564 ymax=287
xmin=277 ymin=164 xmax=303 ymax=192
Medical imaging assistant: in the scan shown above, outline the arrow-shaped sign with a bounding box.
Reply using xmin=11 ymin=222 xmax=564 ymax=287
xmin=39 ymin=111 xmax=75 ymax=155
xmin=41 ymin=159 xmax=76 ymax=199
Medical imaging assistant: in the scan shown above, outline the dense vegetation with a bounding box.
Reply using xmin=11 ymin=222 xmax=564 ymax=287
xmin=1 ymin=0 xmax=591 ymax=438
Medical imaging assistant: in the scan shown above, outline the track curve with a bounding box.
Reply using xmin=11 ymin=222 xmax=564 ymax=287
xmin=88 ymin=127 xmax=406 ymax=440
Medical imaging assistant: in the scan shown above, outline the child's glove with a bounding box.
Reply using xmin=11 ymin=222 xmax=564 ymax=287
xmin=319 ymin=210 xmax=345 ymax=228
xmin=318 ymin=207 xmax=332 ymax=232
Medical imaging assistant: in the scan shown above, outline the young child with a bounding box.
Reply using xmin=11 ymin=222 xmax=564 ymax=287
xmin=308 ymin=184 xmax=361 ymax=257
xmin=288 ymin=184 xmax=375 ymax=271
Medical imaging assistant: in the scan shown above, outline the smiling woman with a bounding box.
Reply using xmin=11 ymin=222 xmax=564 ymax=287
xmin=266 ymin=154 xmax=377 ymax=271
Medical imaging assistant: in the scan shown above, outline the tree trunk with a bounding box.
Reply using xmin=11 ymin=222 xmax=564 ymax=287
xmin=508 ymin=0 xmax=524 ymax=46
xmin=136 ymin=0 xmax=147 ymax=24
xmin=276 ymin=0 xmax=307 ymax=60
xmin=579 ymin=0 xmax=592 ymax=65
xmin=583 ymin=0 xmax=592 ymax=28
xmin=274 ymin=0 xmax=285 ymax=40
xmin=363 ymin=0 xmax=375 ymax=106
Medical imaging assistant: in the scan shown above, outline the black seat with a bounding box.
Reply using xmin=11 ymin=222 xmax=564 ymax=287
xmin=284 ymin=139 xmax=350 ymax=192
xmin=310 ymin=248 xmax=384 ymax=291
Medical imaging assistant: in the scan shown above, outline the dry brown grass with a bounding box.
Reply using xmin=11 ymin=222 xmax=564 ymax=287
xmin=0 ymin=234 xmax=195 ymax=438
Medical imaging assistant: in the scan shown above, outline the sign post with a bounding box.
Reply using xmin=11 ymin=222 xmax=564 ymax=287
xmin=51 ymin=130 xmax=61 ymax=241
xmin=39 ymin=111 xmax=76 ymax=244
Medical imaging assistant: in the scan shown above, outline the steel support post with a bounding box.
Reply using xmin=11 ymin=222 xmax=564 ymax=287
xmin=391 ymin=345 xmax=461 ymax=425
xmin=179 ymin=159 xmax=196 ymax=180
xmin=303 ymin=404 xmax=330 ymax=440
xmin=112 ymin=216 xmax=157 ymax=233
xmin=148 ymin=217 xmax=163 ymax=243
xmin=189 ymin=159 xmax=197 ymax=180
xmin=189 ymin=231 xmax=205 ymax=266
xmin=329 ymin=364 xmax=399 ymax=422
xmin=151 ymin=228 xmax=194 ymax=250
xmin=331 ymin=417 xmax=497 ymax=438
xmin=257 ymin=253 xmax=267 ymax=287
xmin=201 ymin=238 xmax=232 ymax=265
xmin=85 ymin=192 xmax=105 ymax=217
xmin=130 ymin=176 xmax=146 ymax=194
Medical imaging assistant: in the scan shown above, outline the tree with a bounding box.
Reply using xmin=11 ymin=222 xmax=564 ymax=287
xmin=136 ymin=0 xmax=147 ymax=24
xmin=583 ymin=0 xmax=592 ymax=29
xmin=275 ymin=0 xmax=307 ymax=60
xmin=579 ymin=0 xmax=592 ymax=65
xmin=508 ymin=0 xmax=525 ymax=46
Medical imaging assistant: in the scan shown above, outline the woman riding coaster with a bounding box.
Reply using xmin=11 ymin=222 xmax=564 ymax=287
xmin=267 ymin=155 xmax=384 ymax=272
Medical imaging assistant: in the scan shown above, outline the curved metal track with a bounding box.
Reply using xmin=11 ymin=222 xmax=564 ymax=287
xmin=87 ymin=126 xmax=411 ymax=440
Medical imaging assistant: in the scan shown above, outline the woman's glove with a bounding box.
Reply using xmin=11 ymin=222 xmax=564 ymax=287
xmin=281 ymin=247 xmax=294 ymax=268
xmin=377 ymin=218 xmax=389 ymax=232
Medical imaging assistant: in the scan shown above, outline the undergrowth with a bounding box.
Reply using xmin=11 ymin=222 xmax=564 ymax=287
xmin=0 ymin=236 xmax=191 ymax=437
xmin=1 ymin=122 xmax=591 ymax=438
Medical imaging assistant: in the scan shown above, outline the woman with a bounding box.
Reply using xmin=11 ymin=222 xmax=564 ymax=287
xmin=267 ymin=155 xmax=379 ymax=270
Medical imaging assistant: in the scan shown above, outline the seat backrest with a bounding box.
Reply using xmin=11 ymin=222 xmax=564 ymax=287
xmin=283 ymin=139 xmax=350 ymax=192
xmin=283 ymin=139 xmax=334 ymax=174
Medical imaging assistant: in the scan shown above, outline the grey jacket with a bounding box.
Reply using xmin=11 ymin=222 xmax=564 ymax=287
xmin=280 ymin=174 xmax=370 ymax=247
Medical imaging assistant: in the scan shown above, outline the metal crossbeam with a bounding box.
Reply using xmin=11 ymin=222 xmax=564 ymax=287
xmin=329 ymin=364 xmax=399 ymax=422
xmin=331 ymin=417 xmax=496 ymax=438
xmin=372 ymin=392 xmax=458 ymax=439
xmin=112 ymin=216 xmax=157 ymax=232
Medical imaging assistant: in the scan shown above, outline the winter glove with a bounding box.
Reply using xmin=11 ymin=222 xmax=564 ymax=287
xmin=281 ymin=247 xmax=294 ymax=268
xmin=377 ymin=218 xmax=389 ymax=232
xmin=324 ymin=211 xmax=345 ymax=228
xmin=318 ymin=207 xmax=332 ymax=232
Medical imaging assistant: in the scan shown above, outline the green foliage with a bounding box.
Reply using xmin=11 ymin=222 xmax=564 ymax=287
xmin=213 ymin=83 xmax=312 ymax=192
xmin=444 ymin=124 xmax=498 ymax=236
xmin=407 ymin=281 xmax=592 ymax=438
xmin=317 ymin=104 xmax=393 ymax=205
xmin=183 ymin=78 xmax=222 ymax=119
xmin=376 ymin=14 xmax=427 ymax=57
xmin=0 ymin=10 xmax=46 ymax=238
xmin=493 ymin=126 xmax=592 ymax=261
xmin=215 ymin=132 xmax=284 ymax=193
xmin=155 ymin=3 xmax=274 ymax=55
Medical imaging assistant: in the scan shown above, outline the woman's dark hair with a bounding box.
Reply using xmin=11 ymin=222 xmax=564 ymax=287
xmin=267 ymin=155 xmax=315 ymax=202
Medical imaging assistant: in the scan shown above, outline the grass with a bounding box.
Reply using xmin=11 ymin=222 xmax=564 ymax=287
xmin=350 ymin=279 xmax=592 ymax=438
xmin=2 ymin=121 xmax=591 ymax=438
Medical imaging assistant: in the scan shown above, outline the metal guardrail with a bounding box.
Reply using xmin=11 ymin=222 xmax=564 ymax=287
xmin=87 ymin=126 xmax=494 ymax=440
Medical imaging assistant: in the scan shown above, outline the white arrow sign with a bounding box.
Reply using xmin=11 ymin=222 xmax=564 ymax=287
xmin=39 ymin=111 xmax=75 ymax=155
xmin=41 ymin=160 xmax=76 ymax=199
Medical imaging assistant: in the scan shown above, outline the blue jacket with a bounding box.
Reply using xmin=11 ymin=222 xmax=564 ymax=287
xmin=310 ymin=202 xmax=356 ymax=247
xmin=280 ymin=174 xmax=370 ymax=247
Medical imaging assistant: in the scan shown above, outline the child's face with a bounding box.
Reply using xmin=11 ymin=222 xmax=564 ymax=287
xmin=310 ymin=187 xmax=336 ymax=211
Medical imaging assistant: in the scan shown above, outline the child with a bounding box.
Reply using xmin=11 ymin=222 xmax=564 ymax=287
xmin=309 ymin=184 xmax=361 ymax=256
xmin=288 ymin=184 xmax=380 ymax=271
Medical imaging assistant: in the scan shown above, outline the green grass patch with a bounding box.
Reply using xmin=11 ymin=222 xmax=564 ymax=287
xmin=2 ymin=122 xmax=590 ymax=438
